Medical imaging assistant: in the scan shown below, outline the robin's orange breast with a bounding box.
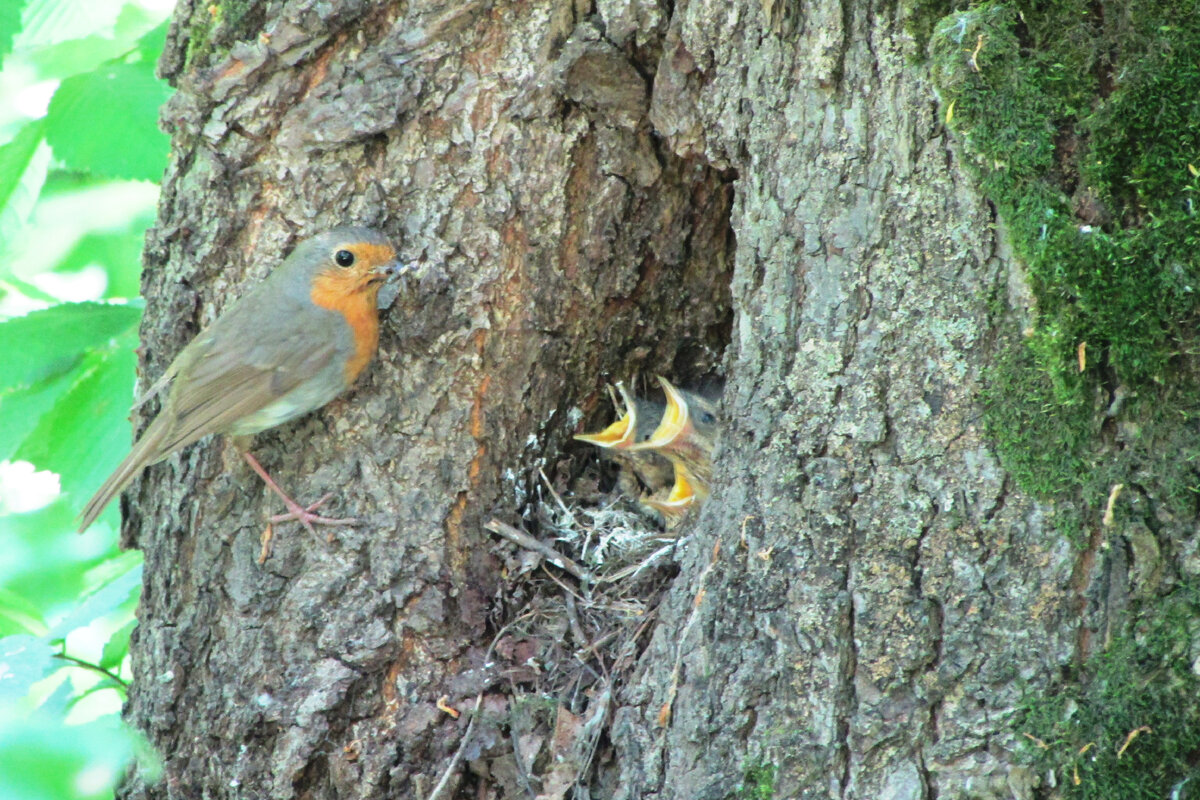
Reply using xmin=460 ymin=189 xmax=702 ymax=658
xmin=309 ymin=267 xmax=382 ymax=384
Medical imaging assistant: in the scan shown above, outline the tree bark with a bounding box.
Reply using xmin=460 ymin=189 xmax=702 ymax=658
xmin=609 ymin=2 xmax=1066 ymax=795
xmin=121 ymin=1 xmax=1079 ymax=799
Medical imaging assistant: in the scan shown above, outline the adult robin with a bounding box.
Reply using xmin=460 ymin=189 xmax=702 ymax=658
xmin=627 ymin=376 xmax=720 ymax=524
xmin=77 ymin=226 xmax=405 ymax=535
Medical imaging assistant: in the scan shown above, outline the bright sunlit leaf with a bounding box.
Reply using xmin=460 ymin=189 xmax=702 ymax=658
xmin=133 ymin=15 xmax=166 ymax=60
xmin=0 ymin=367 xmax=77 ymax=461
xmin=0 ymin=301 xmax=140 ymax=392
xmin=46 ymin=563 xmax=140 ymax=643
xmin=17 ymin=0 xmax=125 ymax=50
xmin=24 ymin=7 xmax=165 ymax=80
xmin=0 ymin=632 xmax=56 ymax=701
xmin=24 ymin=32 xmax=129 ymax=80
xmin=16 ymin=332 xmax=137 ymax=500
xmin=0 ymin=118 xmax=50 ymax=247
xmin=54 ymin=220 xmax=149 ymax=299
xmin=45 ymin=59 xmax=170 ymax=181
xmin=0 ymin=499 xmax=109 ymax=607
xmin=98 ymin=618 xmax=134 ymax=671
xmin=0 ymin=0 xmax=27 ymax=70
xmin=0 ymin=712 xmax=144 ymax=800
xmin=0 ymin=588 xmax=45 ymax=636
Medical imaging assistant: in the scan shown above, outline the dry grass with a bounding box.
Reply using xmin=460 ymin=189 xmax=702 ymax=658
xmin=452 ymin=461 xmax=688 ymax=800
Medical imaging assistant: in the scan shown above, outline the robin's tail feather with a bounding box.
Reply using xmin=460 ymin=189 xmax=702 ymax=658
xmin=77 ymin=416 xmax=170 ymax=532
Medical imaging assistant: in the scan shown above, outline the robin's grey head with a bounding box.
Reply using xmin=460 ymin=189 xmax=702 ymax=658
xmin=270 ymin=226 xmax=400 ymax=298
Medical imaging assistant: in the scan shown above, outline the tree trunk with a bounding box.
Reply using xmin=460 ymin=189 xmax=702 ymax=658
xmin=122 ymin=1 xmax=1082 ymax=799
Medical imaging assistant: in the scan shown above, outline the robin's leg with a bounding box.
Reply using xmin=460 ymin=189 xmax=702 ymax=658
xmin=241 ymin=452 xmax=359 ymax=536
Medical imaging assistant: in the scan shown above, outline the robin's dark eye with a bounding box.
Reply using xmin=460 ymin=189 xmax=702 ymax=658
xmin=335 ymin=250 xmax=355 ymax=267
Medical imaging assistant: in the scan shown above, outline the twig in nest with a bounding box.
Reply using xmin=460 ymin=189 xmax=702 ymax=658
xmin=574 ymin=629 xmax=619 ymax=662
xmin=540 ymin=468 xmax=596 ymax=564
xmin=601 ymin=536 xmax=689 ymax=583
xmin=539 ymin=468 xmax=573 ymax=517
xmin=486 ymin=518 xmax=598 ymax=584
xmin=424 ymin=611 xmax=535 ymax=800
xmin=564 ymin=592 xmax=590 ymax=650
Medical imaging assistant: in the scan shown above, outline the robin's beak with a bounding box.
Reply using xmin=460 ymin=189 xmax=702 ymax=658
xmin=575 ymin=382 xmax=640 ymax=449
xmin=370 ymin=258 xmax=406 ymax=283
xmin=627 ymin=376 xmax=693 ymax=455
xmin=642 ymin=465 xmax=699 ymax=524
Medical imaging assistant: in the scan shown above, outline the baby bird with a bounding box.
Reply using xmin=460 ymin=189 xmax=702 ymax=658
xmin=575 ymin=376 xmax=720 ymax=527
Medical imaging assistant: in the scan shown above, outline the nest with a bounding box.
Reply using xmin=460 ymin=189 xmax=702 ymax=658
xmin=430 ymin=460 xmax=689 ymax=800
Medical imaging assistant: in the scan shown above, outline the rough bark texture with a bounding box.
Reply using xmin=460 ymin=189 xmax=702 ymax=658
xmin=609 ymin=2 xmax=1065 ymax=797
xmin=121 ymin=0 xmax=1081 ymax=799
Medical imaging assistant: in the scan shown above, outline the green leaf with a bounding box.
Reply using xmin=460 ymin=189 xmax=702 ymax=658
xmin=45 ymin=59 xmax=171 ymax=181
xmin=65 ymin=674 xmax=125 ymax=708
xmin=98 ymin=618 xmax=134 ymax=670
xmin=131 ymin=14 xmax=167 ymax=61
xmin=0 ymin=589 xmax=45 ymax=637
xmin=36 ymin=671 xmax=74 ymax=716
xmin=0 ymin=713 xmax=141 ymax=800
xmin=0 ymin=274 xmax=58 ymax=303
xmin=0 ymin=119 xmax=50 ymax=247
xmin=0 ymin=633 xmax=56 ymax=702
xmin=25 ymin=32 xmax=128 ymax=79
xmin=0 ymin=364 xmax=77 ymax=461
xmin=46 ymin=563 xmax=140 ymax=642
xmin=16 ymin=333 xmax=137 ymax=500
xmin=0 ymin=301 xmax=140 ymax=393
xmin=54 ymin=223 xmax=147 ymax=299
xmin=0 ymin=499 xmax=117 ymax=612
xmin=0 ymin=0 xmax=26 ymax=70
xmin=0 ymin=120 xmax=44 ymax=210
xmin=18 ymin=0 xmax=125 ymax=49
xmin=25 ymin=5 xmax=169 ymax=80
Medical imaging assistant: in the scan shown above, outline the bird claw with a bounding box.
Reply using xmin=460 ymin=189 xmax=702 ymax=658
xmin=268 ymin=493 xmax=360 ymax=541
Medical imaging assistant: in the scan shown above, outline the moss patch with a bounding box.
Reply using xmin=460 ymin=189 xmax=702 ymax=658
xmin=931 ymin=1 xmax=1200 ymax=495
xmin=931 ymin=5 xmax=1200 ymax=794
xmin=1019 ymin=587 xmax=1200 ymax=799
xmin=184 ymin=0 xmax=265 ymax=70
xmin=903 ymin=0 xmax=958 ymax=55
xmin=738 ymin=759 xmax=777 ymax=800
xmin=981 ymin=336 xmax=1097 ymax=498
xmin=929 ymin=0 xmax=1200 ymax=395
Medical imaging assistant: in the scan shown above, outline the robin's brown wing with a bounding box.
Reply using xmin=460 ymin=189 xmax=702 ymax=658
xmin=145 ymin=299 xmax=346 ymax=461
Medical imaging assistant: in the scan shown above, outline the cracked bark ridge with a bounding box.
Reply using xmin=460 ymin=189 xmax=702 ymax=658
xmin=123 ymin=0 xmax=728 ymax=798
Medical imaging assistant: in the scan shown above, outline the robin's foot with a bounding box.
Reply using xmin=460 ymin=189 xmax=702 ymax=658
xmin=268 ymin=492 xmax=359 ymax=536
xmin=242 ymin=452 xmax=360 ymax=538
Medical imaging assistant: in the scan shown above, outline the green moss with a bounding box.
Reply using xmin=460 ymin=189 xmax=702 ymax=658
xmin=930 ymin=1 xmax=1200 ymax=392
xmin=981 ymin=336 xmax=1096 ymax=497
xmin=1091 ymin=386 xmax=1200 ymax=523
xmin=183 ymin=0 xmax=264 ymax=70
xmin=903 ymin=0 xmax=959 ymax=55
xmin=931 ymin=2 xmax=1200 ymax=495
xmin=1019 ymin=586 xmax=1200 ymax=799
xmin=985 ymin=332 xmax=1200 ymax=521
xmin=738 ymin=760 xmax=777 ymax=800
xmin=929 ymin=7 xmax=1200 ymax=796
